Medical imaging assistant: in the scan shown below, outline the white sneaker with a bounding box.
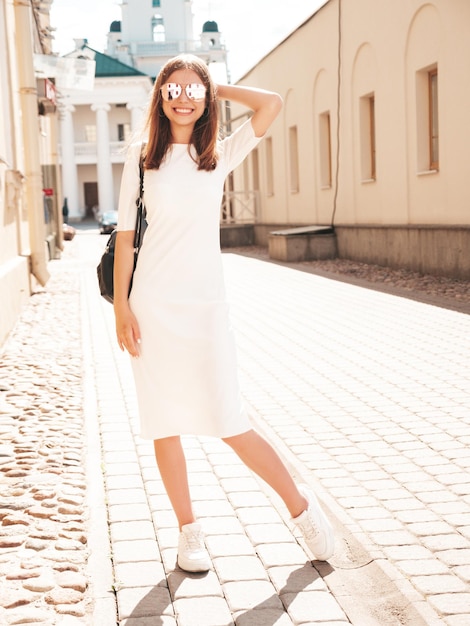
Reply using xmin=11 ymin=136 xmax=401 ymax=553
xmin=177 ymin=522 xmax=211 ymax=573
xmin=291 ymin=484 xmax=335 ymax=561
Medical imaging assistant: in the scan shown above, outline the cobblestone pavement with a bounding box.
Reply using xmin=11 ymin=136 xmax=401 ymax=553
xmin=1 ymin=229 xmax=469 ymax=625
xmin=0 ymin=247 xmax=91 ymax=624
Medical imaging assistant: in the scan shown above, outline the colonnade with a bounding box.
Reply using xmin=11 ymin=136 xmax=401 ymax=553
xmin=59 ymin=101 xmax=143 ymax=220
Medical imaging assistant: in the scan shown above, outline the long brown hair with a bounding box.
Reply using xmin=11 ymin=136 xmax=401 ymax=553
xmin=144 ymin=55 xmax=219 ymax=171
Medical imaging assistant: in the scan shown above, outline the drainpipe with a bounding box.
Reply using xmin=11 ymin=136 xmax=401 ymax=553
xmin=13 ymin=0 xmax=50 ymax=286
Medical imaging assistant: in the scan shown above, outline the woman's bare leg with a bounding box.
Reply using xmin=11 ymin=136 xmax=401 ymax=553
xmin=222 ymin=429 xmax=308 ymax=518
xmin=153 ymin=436 xmax=195 ymax=530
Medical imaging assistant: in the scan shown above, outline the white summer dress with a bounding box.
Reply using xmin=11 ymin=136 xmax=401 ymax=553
xmin=116 ymin=119 xmax=261 ymax=440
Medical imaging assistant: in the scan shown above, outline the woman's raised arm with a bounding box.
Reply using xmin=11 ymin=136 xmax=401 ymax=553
xmin=216 ymin=84 xmax=282 ymax=138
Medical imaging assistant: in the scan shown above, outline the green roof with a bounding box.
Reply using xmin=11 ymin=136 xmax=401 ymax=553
xmin=84 ymin=46 xmax=147 ymax=78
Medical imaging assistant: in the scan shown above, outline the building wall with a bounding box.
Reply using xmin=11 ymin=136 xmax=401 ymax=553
xmin=0 ymin=0 xmax=57 ymax=345
xmin=230 ymin=0 xmax=470 ymax=278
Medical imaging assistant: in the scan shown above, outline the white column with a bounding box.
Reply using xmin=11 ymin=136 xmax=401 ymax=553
xmin=127 ymin=102 xmax=145 ymax=133
xmin=59 ymin=104 xmax=80 ymax=220
xmin=91 ymin=103 xmax=114 ymax=212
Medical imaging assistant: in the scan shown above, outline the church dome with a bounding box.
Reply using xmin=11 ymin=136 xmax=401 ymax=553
xmin=110 ymin=20 xmax=121 ymax=33
xmin=202 ymin=20 xmax=219 ymax=33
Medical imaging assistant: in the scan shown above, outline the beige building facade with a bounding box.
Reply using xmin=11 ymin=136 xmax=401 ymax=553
xmin=0 ymin=0 xmax=60 ymax=346
xmin=230 ymin=0 xmax=470 ymax=279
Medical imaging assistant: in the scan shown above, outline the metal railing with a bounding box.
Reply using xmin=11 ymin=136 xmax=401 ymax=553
xmin=221 ymin=190 xmax=259 ymax=224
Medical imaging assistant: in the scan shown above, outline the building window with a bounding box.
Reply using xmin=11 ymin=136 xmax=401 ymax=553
xmin=117 ymin=123 xmax=131 ymax=142
xmin=265 ymin=137 xmax=274 ymax=196
xmin=359 ymin=93 xmax=376 ymax=181
xmin=152 ymin=0 xmax=161 ymax=6
xmin=289 ymin=125 xmax=299 ymax=193
xmin=416 ymin=64 xmax=439 ymax=172
xmin=152 ymin=14 xmax=165 ymax=42
xmin=319 ymin=111 xmax=332 ymax=188
xmin=428 ymin=68 xmax=439 ymax=170
xmin=85 ymin=125 xmax=96 ymax=142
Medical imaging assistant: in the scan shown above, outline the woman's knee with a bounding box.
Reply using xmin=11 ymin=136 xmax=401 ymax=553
xmin=153 ymin=435 xmax=182 ymax=453
xmin=222 ymin=429 xmax=255 ymax=448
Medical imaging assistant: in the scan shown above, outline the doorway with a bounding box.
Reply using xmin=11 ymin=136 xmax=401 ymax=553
xmin=84 ymin=182 xmax=98 ymax=219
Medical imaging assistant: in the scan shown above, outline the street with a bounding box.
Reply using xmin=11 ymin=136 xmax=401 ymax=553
xmin=1 ymin=224 xmax=469 ymax=625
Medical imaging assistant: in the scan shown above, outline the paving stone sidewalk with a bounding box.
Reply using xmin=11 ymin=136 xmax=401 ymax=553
xmin=1 ymin=228 xmax=469 ymax=625
xmin=222 ymin=254 xmax=470 ymax=626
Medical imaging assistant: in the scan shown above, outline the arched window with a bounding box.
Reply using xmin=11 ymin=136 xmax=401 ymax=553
xmin=152 ymin=14 xmax=165 ymax=42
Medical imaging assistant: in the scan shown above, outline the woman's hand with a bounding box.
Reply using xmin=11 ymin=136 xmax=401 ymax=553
xmin=115 ymin=305 xmax=141 ymax=358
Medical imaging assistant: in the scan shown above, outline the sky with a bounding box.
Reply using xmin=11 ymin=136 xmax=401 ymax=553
xmin=50 ymin=0 xmax=327 ymax=81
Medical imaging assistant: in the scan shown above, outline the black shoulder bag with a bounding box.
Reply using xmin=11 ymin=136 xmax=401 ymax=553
xmin=97 ymin=156 xmax=147 ymax=304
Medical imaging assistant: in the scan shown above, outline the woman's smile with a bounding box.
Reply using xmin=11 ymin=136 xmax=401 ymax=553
xmin=173 ymin=107 xmax=195 ymax=115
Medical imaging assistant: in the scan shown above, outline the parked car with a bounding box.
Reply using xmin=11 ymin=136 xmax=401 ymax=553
xmin=99 ymin=210 xmax=118 ymax=235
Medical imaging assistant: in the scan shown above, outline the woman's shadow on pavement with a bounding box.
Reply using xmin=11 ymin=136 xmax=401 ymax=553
xmin=123 ymin=560 xmax=333 ymax=625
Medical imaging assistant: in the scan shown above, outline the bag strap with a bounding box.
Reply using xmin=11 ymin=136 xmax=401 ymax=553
xmin=133 ymin=152 xmax=146 ymax=251
xmin=139 ymin=155 xmax=144 ymax=198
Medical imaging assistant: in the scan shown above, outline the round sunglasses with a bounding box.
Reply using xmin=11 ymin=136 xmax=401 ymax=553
xmin=161 ymin=82 xmax=207 ymax=102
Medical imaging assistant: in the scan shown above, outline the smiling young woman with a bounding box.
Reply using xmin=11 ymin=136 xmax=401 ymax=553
xmin=113 ymin=54 xmax=334 ymax=573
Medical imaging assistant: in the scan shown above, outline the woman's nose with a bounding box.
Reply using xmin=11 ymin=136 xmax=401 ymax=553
xmin=178 ymin=87 xmax=190 ymax=102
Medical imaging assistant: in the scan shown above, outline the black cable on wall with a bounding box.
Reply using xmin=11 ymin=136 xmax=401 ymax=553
xmin=330 ymin=0 xmax=342 ymax=227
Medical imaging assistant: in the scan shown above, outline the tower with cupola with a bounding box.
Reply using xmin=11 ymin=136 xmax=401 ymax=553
xmin=106 ymin=0 xmax=226 ymax=78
